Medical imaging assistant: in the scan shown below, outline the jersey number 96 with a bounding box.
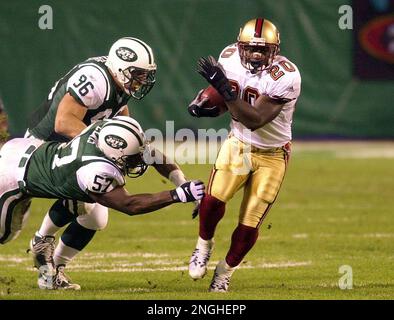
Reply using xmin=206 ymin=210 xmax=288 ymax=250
xmin=73 ymin=75 xmax=94 ymax=97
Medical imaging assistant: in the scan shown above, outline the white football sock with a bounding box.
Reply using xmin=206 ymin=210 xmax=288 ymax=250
xmin=38 ymin=213 xmax=61 ymax=236
xmin=197 ymin=236 xmax=214 ymax=249
xmin=54 ymin=239 xmax=80 ymax=267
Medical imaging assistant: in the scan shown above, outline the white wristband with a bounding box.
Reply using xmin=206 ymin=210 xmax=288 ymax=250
xmin=168 ymin=169 xmax=187 ymax=187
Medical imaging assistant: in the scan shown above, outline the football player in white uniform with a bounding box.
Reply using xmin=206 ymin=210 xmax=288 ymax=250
xmin=0 ymin=116 xmax=205 ymax=289
xmin=188 ymin=18 xmax=301 ymax=292
xmin=24 ymin=38 xmax=192 ymax=289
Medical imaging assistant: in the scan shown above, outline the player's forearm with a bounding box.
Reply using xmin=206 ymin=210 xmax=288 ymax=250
xmin=150 ymin=148 xmax=180 ymax=179
xmin=54 ymin=114 xmax=87 ymax=139
xmin=152 ymin=163 xmax=180 ymax=179
xmin=226 ymin=99 xmax=266 ymax=130
xmin=90 ymin=182 xmax=204 ymax=216
xmin=226 ymin=97 xmax=284 ymax=131
xmin=120 ymin=191 xmax=175 ymax=216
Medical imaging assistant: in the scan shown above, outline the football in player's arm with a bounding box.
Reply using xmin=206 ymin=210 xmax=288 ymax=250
xmin=188 ymin=18 xmax=301 ymax=292
xmin=0 ymin=117 xmax=205 ymax=289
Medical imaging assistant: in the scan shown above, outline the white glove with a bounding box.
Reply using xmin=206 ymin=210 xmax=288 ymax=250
xmin=171 ymin=180 xmax=205 ymax=203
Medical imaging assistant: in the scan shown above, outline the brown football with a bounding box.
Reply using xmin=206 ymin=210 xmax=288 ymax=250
xmin=200 ymin=85 xmax=228 ymax=115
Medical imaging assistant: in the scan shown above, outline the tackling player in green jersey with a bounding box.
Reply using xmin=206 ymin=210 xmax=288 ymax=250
xmin=23 ymin=37 xmax=192 ymax=289
xmin=0 ymin=116 xmax=205 ymax=290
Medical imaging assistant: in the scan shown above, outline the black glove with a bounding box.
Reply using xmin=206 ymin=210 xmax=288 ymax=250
xmin=188 ymin=89 xmax=221 ymax=118
xmin=197 ymin=56 xmax=237 ymax=102
xmin=170 ymin=180 xmax=205 ymax=203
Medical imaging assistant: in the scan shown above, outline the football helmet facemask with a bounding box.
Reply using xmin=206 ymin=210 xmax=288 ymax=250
xmin=237 ymin=18 xmax=280 ymax=73
xmin=97 ymin=116 xmax=148 ymax=178
xmin=106 ymin=37 xmax=157 ymax=99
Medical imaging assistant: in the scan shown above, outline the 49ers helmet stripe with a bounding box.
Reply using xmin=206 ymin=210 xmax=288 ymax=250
xmin=237 ymin=18 xmax=280 ymax=72
xmin=254 ymin=18 xmax=264 ymax=38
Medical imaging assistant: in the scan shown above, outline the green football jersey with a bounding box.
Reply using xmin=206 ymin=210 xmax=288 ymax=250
xmin=28 ymin=56 xmax=131 ymax=142
xmin=25 ymin=121 xmax=125 ymax=203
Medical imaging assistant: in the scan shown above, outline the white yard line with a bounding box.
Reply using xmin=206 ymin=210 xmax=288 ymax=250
xmin=0 ymin=256 xmax=30 ymax=263
xmin=9 ymin=254 xmax=312 ymax=273
xmin=362 ymin=233 xmax=394 ymax=238
xmin=292 ymin=234 xmax=309 ymax=239
xmin=60 ymin=260 xmax=313 ymax=273
xmin=80 ymin=252 xmax=170 ymax=259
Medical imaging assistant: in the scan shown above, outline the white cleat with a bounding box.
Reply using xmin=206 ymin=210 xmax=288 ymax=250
xmin=188 ymin=237 xmax=214 ymax=280
xmin=209 ymin=260 xmax=237 ymax=293
xmin=29 ymin=233 xmax=56 ymax=271
xmin=29 ymin=233 xmax=57 ymax=289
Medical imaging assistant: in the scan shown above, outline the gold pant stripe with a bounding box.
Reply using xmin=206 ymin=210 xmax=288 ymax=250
xmin=207 ymin=168 xmax=217 ymax=195
xmin=256 ymin=203 xmax=273 ymax=229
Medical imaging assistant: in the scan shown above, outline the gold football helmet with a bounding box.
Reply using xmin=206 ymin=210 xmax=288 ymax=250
xmin=237 ymin=18 xmax=280 ymax=73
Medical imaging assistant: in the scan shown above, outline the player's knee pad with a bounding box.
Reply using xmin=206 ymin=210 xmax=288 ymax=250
xmin=74 ymin=201 xmax=95 ymax=215
xmin=76 ymin=203 xmax=108 ymax=231
xmin=49 ymin=199 xmax=75 ymax=227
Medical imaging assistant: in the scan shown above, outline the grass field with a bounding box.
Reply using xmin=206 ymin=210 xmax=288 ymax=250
xmin=0 ymin=141 xmax=393 ymax=300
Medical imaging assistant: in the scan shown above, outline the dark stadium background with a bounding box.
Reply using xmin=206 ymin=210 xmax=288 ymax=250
xmin=0 ymin=0 xmax=393 ymax=139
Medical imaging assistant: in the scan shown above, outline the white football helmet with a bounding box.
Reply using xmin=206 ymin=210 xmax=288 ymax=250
xmin=97 ymin=116 xmax=148 ymax=177
xmin=105 ymin=37 xmax=157 ymax=99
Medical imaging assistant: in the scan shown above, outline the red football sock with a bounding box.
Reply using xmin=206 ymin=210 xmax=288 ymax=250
xmin=199 ymin=194 xmax=226 ymax=240
xmin=225 ymin=223 xmax=259 ymax=268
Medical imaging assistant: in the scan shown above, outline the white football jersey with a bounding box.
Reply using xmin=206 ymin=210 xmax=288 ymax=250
xmin=218 ymin=44 xmax=301 ymax=149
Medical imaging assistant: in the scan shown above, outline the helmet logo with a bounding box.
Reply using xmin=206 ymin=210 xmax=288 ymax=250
xmin=105 ymin=134 xmax=127 ymax=149
xmin=116 ymin=47 xmax=138 ymax=62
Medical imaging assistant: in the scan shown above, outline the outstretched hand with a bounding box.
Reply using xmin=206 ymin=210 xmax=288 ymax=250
xmin=171 ymin=180 xmax=205 ymax=203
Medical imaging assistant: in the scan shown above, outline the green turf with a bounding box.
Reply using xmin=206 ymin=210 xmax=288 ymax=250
xmin=0 ymin=143 xmax=393 ymax=299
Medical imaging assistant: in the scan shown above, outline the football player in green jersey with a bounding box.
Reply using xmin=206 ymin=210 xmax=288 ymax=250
xmin=0 ymin=116 xmax=205 ymax=290
xmin=23 ymin=37 xmax=193 ymax=289
xmin=26 ymin=37 xmax=156 ymax=142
